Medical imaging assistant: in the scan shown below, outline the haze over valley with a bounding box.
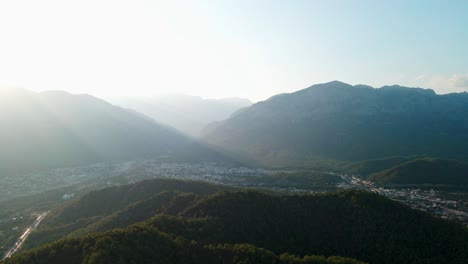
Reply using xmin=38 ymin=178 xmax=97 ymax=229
xmin=2 ymin=82 xmax=468 ymax=264
xmin=1 ymin=1 xmax=468 ymax=264
xmin=107 ymin=94 xmax=252 ymax=137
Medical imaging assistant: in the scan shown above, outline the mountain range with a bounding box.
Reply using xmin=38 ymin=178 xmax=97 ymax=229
xmin=2 ymin=83 xmax=468 ymax=264
xmin=0 ymin=88 xmax=224 ymax=177
xmin=108 ymin=94 xmax=252 ymax=137
xmin=204 ymin=81 xmax=468 ymax=167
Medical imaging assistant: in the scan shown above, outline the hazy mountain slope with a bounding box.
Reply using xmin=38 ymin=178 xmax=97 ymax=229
xmin=203 ymin=81 xmax=468 ymax=166
xmin=369 ymin=158 xmax=468 ymax=185
xmin=108 ymin=94 xmax=252 ymax=136
xmin=0 ymin=89 xmax=224 ymax=176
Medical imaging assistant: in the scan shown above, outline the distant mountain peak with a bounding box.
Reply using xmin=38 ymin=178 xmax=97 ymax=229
xmin=323 ymin=80 xmax=352 ymax=86
xmin=308 ymin=80 xmax=353 ymax=89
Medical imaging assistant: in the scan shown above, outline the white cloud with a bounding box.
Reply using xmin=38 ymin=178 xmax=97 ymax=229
xmin=448 ymin=74 xmax=468 ymax=88
xmin=413 ymin=73 xmax=468 ymax=94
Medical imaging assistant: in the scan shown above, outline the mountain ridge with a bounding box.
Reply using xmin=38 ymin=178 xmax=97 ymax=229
xmin=0 ymin=89 xmax=226 ymax=176
xmin=203 ymin=81 xmax=468 ymax=166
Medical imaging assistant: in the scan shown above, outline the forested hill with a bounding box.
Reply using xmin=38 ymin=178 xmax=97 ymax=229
xmin=22 ymin=179 xmax=234 ymax=250
xmin=2 ymin=227 xmax=366 ymax=264
xmin=369 ymin=158 xmax=468 ymax=185
xmin=149 ymin=190 xmax=468 ymax=264
xmin=203 ymin=81 xmax=468 ymax=166
xmin=9 ymin=179 xmax=468 ymax=264
xmin=0 ymin=88 xmax=226 ymax=176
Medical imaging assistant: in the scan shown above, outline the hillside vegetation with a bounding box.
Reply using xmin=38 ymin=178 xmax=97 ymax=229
xmin=22 ymin=179 xmax=232 ymax=250
xmin=369 ymin=158 xmax=468 ymax=185
xmin=10 ymin=180 xmax=468 ymax=264
xmin=3 ymin=227 xmax=366 ymax=264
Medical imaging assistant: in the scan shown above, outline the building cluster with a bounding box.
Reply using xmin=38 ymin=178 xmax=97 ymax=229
xmin=339 ymin=175 xmax=468 ymax=227
xmin=2 ymin=160 xmax=467 ymax=228
xmin=0 ymin=160 xmax=274 ymax=202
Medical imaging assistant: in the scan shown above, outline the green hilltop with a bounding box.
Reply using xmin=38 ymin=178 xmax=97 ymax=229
xmin=5 ymin=179 xmax=467 ymax=264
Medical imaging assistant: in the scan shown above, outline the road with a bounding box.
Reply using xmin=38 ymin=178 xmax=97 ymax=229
xmin=2 ymin=211 xmax=49 ymax=260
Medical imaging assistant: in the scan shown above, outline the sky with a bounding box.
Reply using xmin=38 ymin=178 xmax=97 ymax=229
xmin=0 ymin=0 xmax=467 ymax=102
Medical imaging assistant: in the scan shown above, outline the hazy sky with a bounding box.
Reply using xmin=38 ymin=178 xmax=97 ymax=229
xmin=1 ymin=0 xmax=467 ymax=101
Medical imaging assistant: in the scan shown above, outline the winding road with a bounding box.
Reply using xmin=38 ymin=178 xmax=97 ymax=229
xmin=2 ymin=211 xmax=49 ymax=260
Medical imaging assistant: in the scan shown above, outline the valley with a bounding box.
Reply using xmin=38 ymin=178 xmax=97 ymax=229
xmin=0 ymin=161 xmax=272 ymax=202
xmin=1 ymin=83 xmax=468 ymax=264
xmin=2 ymin=2 xmax=468 ymax=263
xmin=2 ymin=160 xmax=467 ymax=260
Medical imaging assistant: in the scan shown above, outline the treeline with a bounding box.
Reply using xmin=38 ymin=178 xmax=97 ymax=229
xmin=3 ymin=226 xmax=365 ymax=264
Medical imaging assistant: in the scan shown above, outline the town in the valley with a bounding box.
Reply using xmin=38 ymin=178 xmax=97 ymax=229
xmin=2 ymin=160 xmax=468 ymax=258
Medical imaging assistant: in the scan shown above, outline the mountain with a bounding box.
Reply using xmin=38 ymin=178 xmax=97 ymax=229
xmin=369 ymin=158 xmax=468 ymax=185
xmin=203 ymin=81 xmax=468 ymax=167
xmin=0 ymin=88 xmax=224 ymax=176
xmin=12 ymin=179 xmax=468 ymax=264
xmin=107 ymin=94 xmax=252 ymax=137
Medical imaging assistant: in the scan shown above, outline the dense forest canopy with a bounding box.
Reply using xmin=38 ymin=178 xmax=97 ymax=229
xmin=6 ymin=179 xmax=467 ymax=264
